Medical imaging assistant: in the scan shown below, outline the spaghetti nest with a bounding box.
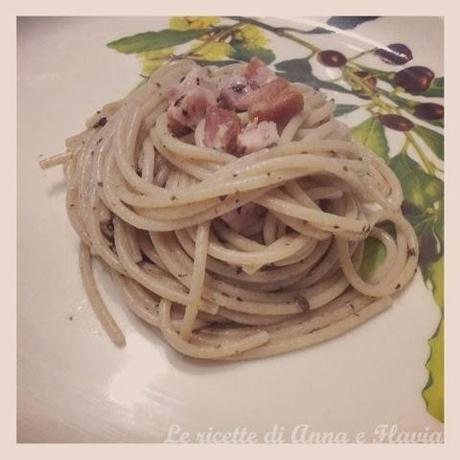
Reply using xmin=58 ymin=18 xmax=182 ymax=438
xmin=40 ymin=59 xmax=418 ymax=360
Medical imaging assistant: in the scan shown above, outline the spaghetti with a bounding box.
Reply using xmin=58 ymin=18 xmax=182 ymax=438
xmin=40 ymin=59 xmax=418 ymax=360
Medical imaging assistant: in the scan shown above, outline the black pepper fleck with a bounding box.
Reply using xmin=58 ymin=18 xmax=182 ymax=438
xmin=231 ymin=83 xmax=246 ymax=93
xmin=174 ymin=95 xmax=185 ymax=107
xmin=92 ymin=117 xmax=107 ymax=129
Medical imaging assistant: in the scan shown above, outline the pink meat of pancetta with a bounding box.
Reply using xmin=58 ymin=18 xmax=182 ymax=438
xmin=167 ymin=66 xmax=219 ymax=134
xmin=220 ymin=78 xmax=251 ymax=111
xmin=219 ymin=57 xmax=276 ymax=111
xmin=246 ymin=79 xmax=304 ymax=126
xmin=167 ymin=87 xmax=218 ymax=132
xmin=167 ymin=66 xmax=218 ymax=102
xmin=166 ymin=59 xmax=303 ymax=143
xmin=237 ymin=120 xmax=280 ymax=154
xmin=202 ymin=106 xmax=241 ymax=153
xmin=244 ymin=57 xmax=276 ymax=88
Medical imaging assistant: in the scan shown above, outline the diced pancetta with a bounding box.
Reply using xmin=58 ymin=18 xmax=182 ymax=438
xmin=244 ymin=57 xmax=276 ymax=88
xmin=167 ymin=86 xmax=218 ymax=131
xmin=219 ymin=58 xmax=276 ymax=111
xmin=237 ymin=120 xmax=280 ymax=154
xmin=220 ymin=79 xmax=252 ymax=111
xmin=167 ymin=65 xmax=220 ymax=134
xmin=201 ymin=106 xmax=241 ymax=153
xmin=246 ymin=79 xmax=304 ymax=125
xmin=166 ymin=61 xmax=303 ymax=142
xmin=167 ymin=66 xmax=219 ymax=102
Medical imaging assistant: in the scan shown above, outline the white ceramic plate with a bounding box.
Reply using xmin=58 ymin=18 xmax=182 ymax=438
xmin=18 ymin=16 xmax=444 ymax=443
